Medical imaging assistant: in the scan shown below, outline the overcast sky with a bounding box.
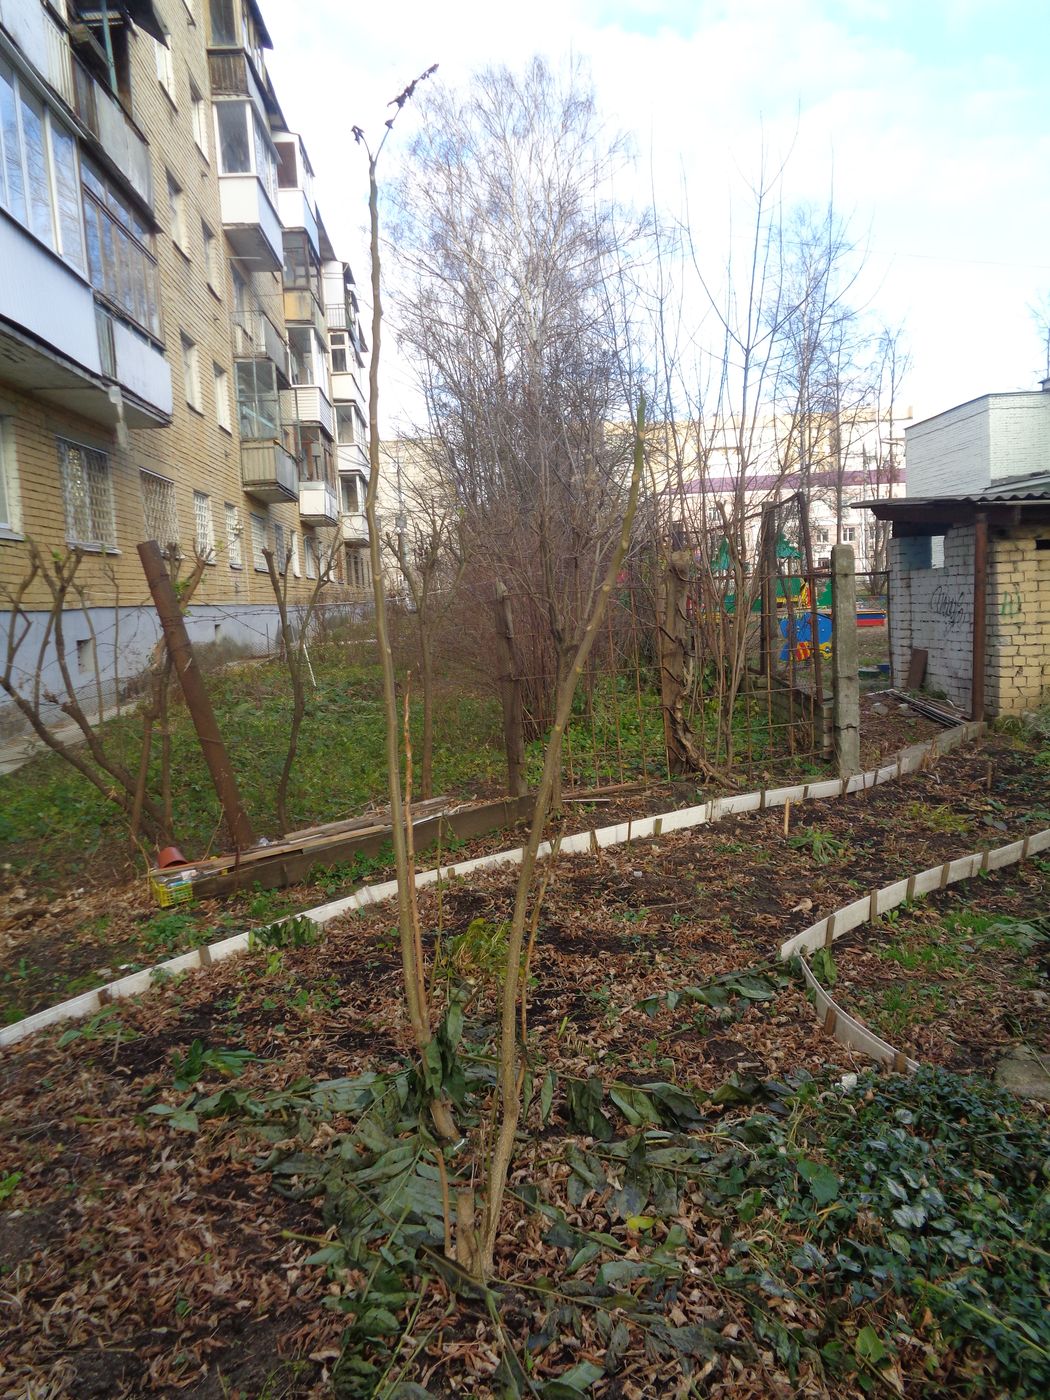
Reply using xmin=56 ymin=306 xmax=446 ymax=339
xmin=263 ymin=0 xmax=1050 ymax=428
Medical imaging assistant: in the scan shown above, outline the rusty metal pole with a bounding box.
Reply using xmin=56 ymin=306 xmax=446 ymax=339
xmin=138 ymin=541 xmax=256 ymax=850
xmin=971 ymin=512 xmax=988 ymax=721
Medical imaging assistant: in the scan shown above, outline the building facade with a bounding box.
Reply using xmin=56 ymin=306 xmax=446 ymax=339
xmin=653 ymin=406 xmax=909 ymax=575
xmin=865 ymin=387 xmax=1050 ymax=716
xmin=0 ymin=0 xmax=370 ymax=729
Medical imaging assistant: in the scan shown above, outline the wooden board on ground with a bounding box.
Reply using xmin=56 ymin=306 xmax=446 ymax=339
xmin=906 ymin=647 xmax=928 ymax=688
xmin=153 ymin=793 xmax=538 ymax=902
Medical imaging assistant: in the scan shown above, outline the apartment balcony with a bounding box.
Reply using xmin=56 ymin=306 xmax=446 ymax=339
xmin=240 ymin=439 xmax=298 ymax=503
xmin=331 ymin=367 xmax=365 ymax=406
xmin=283 ymin=288 xmax=326 ymax=337
xmin=341 ymin=510 xmax=369 ymax=544
xmin=337 ymin=442 xmax=370 ymax=475
xmin=218 ymin=174 xmax=282 ymax=272
xmin=280 ymin=384 xmax=334 ymax=438
xmin=207 ymin=48 xmax=268 ymax=121
xmin=233 ymin=311 xmax=289 ymax=381
xmin=298 ymin=479 xmax=339 ymax=526
xmin=277 ymin=187 xmax=319 ymax=256
xmin=0 ymin=216 xmax=170 ymax=426
xmin=15 ymin=2 xmax=154 ymax=207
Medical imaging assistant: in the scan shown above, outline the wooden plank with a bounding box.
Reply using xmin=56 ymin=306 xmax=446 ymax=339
xmin=906 ymin=647 xmax=928 ymax=688
xmin=186 ymin=793 xmax=536 ymax=901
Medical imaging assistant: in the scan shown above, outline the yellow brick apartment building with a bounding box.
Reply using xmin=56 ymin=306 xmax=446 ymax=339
xmin=0 ymin=0 xmax=371 ymax=727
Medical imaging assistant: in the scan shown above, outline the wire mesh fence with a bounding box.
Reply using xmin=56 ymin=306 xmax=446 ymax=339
xmin=494 ymin=514 xmax=886 ymax=794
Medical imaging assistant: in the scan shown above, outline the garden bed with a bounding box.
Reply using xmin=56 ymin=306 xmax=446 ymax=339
xmin=2 ymin=731 xmax=1048 ymax=1397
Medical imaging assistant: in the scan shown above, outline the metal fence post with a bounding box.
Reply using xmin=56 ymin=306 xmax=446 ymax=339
xmin=831 ymin=544 xmax=860 ymax=777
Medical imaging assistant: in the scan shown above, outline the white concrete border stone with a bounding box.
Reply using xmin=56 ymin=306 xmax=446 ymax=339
xmin=0 ymin=721 xmax=988 ymax=1051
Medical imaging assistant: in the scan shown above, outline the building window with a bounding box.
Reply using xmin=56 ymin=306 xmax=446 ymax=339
xmin=341 ymin=475 xmax=361 ymax=514
xmin=224 ymin=502 xmax=242 ymax=568
xmin=250 ymin=512 xmax=268 ymax=570
xmin=190 ymin=81 xmax=209 ymax=157
xmin=330 ymin=331 xmax=348 ymax=374
xmin=335 ymin=404 xmax=357 ymax=444
xmin=58 ymin=439 xmax=115 ymax=550
xmin=842 ymin=526 xmax=856 ymax=543
xmin=213 ymin=363 xmax=231 ymax=431
xmin=82 ymin=159 xmax=160 ymax=340
xmin=304 ymin=533 xmax=317 ymax=579
xmin=193 ymin=490 xmax=215 ymax=561
xmin=298 ymin=426 xmax=333 ymax=484
xmin=0 ymin=57 xmax=86 ymax=273
xmin=0 ymin=419 xmax=21 ymax=535
xmin=282 ymin=229 xmax=319 ymax=298
xmin=167 ymin=171 xmax=188 ymax=253
xmin=273 ymin=520 xmax=286 ymax=573
xmin=181 ymin=334 xmax=201 ymax=411
xmin=202 ymin=220 xmax=220 ymax=293
xmin=290 ymin=528 xmax=301 ymax=577
xmin=140 ymin=469 xmax=180 ymax=556
xmin=235 ymin=359 xmax=280 ymax=438
xmin=215 ymin=100 xmax=277 ymax=201
xmin=154 ymin=33 xmax=177 ymax=104
xmin=208 ymin=0 xmax=238 ymax=45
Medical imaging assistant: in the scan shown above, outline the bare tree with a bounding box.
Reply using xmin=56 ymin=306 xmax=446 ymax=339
xmin=262 ymin=534 xmax=338 ymax=833
xmin=390 ymin=58 xmax=647 ymax=765
xmin=383 ymin=440 xmax=466 ymax=799
xmin=0 ymin=541 xmax=210 ymax=849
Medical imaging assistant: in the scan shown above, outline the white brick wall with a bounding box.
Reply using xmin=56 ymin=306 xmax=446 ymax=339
xmin=905 ymin=392 xmax=1050 ymax=498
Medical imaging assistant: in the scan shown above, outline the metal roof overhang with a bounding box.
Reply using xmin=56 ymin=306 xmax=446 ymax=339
xmin=856 ymin=492 xmax=1050 ymax=534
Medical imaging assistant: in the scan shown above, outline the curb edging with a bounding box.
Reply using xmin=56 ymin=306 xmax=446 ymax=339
xmin=1 ymin=721 xmax=986 ymax=1050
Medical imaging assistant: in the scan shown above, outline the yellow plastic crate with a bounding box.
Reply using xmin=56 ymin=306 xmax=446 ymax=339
xmin=150 ymin=872 xmax=197 ymax=908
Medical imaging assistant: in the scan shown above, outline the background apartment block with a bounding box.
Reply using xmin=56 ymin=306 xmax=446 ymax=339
xmin=0 ymin=0 xmax=371 ymax=728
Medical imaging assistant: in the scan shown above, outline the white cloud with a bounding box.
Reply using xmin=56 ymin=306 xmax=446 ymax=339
xmin=261 ymin=0 xmax=1050 ymax=423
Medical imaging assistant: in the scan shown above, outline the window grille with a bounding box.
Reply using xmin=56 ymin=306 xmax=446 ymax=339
xmin=193 ymin=490 xmax=215 ymax=561
xmin=290 ymin=529 xmax=301 ymax=577
xmin=140 ymin=469 xmax=180 ymax=556
xmin=304 ymin=533 xmax=317 ymax=579
xmin=59 ymin=439 xmax=115 ymax=549
xmin=274 ymin=520 xmax=286 ymax=573
xmin=250 ymin=512 xmax=268 ymax=570
xmin=224 ymin=503 xmax=242 ymax=568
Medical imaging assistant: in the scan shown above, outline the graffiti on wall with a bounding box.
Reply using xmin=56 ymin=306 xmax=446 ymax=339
xmin=931 ymin=584 xmax=968 ymax=628
xmin=999 ymin=587 xmax=1022 ymax=619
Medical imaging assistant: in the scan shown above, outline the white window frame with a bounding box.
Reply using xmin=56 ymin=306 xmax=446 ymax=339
xmin=190 ymin=80 xmax=209 ymax=157
xmin=274 ymin=519 xmax=286 ymax=574
xmin=290 ymin=528 xmax=301 ymax=578
xmin=250 ymin=511 xmax=268 ymax=571
xmin=842 ymin=526 xmax=856 ymax=544
xmin=224 ymin=502 xmax=242 ymax=569
xmin=59 ymin=438 xmax=116 ymax=551
xmin=0 ymin=57 xmax=86 ymax=273
xmin=304 ymin=533 xmax=317 ymax=579
xmin=193 ymin=490 xmax=215 ymax=562
xmin=155 ymin=33 xmax=177 ymax=105
xmin=0 ymin=417 xmax=23 ymax=538
xmin=202 ymin=219 xmax=220 ymax=293
xmin=213 ymin=362 xmax=231 ymax=431
xmin=167 ymin=170 xmax=188 ymax=254
xmin=181 ymin=334 xmax=201 ymax=412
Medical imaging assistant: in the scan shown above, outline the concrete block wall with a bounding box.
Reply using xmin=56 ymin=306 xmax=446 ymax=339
xmin=890 ymin=524 xmax=1050 ymax=716
xmin=890 ymin=526 xmax=979 ymax=711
